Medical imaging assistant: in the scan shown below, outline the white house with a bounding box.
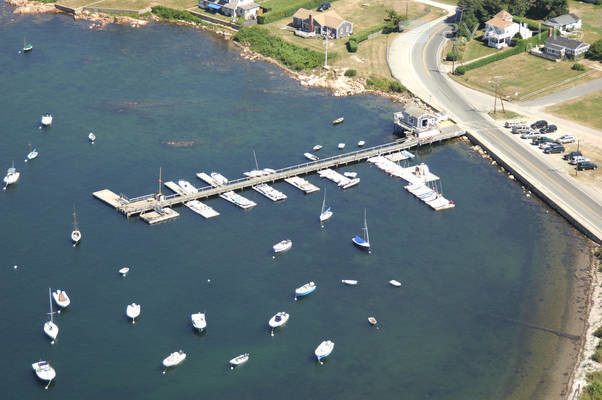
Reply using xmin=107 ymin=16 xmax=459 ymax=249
xmin=393 ymin=105 xmax=437 ymax=136
xmin=542 ymin=13 xmax=582 ymax=33
xmin=199 ymin=0 xmax=260 ymax=20
xmin=483 ymin=10 xmax=532 ymax=49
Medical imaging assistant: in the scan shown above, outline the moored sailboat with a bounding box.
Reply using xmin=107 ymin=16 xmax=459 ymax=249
xmin=71 ymin=205 xmax=81 ymax=246
xmin=23 ymin=37 xmax=33 ymax=52
xmin=273 ymin=239 xmax=292 ymax=254
xmin=319 ymin=189 xmax=332 ymax=223
xmin=352 ymin=209 xmax=370 ymax=251
xmin=43 ymin=288 xmax=58 ymax=344
xmin=32 ymin=361 xmax=55 ymax=389
xmin=162 ymin=350 xmax=186 ymax=371
xmin=25 ymin=143 xmax=38 ymax=162
xmin=3 ymin=161 xmax=20 ymax=189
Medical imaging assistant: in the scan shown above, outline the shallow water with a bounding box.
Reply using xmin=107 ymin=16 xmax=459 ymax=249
xmin=0 ymin=6 xmax=590 ymax=399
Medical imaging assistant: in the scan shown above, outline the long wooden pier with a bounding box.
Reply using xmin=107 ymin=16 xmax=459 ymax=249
xmin=94 ymin=129 xmax=463 ymax=217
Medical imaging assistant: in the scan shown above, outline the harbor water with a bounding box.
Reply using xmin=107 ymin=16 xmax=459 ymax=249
xmin=0 ymin=5 xmax=592 ymax=399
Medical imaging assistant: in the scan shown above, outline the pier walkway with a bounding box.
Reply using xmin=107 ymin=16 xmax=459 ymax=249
xmin=93 ymin=130 xmax=463 ymax=217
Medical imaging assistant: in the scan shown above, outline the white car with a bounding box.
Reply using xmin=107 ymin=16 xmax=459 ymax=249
xmin=569 ymin=155 xmax=590 ymax=165
xmin=556 ymin=134 xmax=576 ymax=144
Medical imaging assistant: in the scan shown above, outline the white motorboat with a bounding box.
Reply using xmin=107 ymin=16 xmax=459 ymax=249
xmin=389 ymin=280 xmax=402 ymax=287
xmin=352 ymin=209 xmax=370 ymax=251
xmin=338 ymin=143 xmax=345 ymax=149
xmin=268 ymin=312 xmax=289 ymax=330
xmin=343 ymin=172 xmax=357 ymax=178
xmin=368 ymin=317 xmax=378 ymax=326
xmin=40 ymin=113 xmax=53 ymax=127
xmin=295 ymin=281 xmax=316 ymax=298
xmin=229 ymin=353 xmax=249 ymax=369
xmin=162 ymin=350 xmax=186 ymax=368
xmin=71 ymin=205 xmax=81 ymax=246
xmin=211 ymin=172 xmax=228 ymax=186
xmin=88 ymin=132 xmax=96 ymax=142
xmin=358 ymin=141 xmax=365 ymax=147
xmin=191 ymin=312 xmax=207 ymax=331
xmin=178 ymin=179 xmax=198 ymax=194
xmin=341 ymin=178 xmax=360 ymax=189
xmin=319 ymin=189 xmax=332 ymax=223
xmin=332 ymin=117 xmax=344 ymax=125
xmin=52 ymin=289 xmax=70 ymax=309
xmin=32 ymin=361 xmax=56 ymax=389
xmin=263 ymin=168 xmax=276 ymax=174
xmin=315 ymin=340 xmax=335 ymax=363
xmin=313 ymin=145 xmax=323 ymax=151
xmin=304 ymin=152 xmax=319 ymax=161
xmin=273 ymin=239 xmax=292 ymax=254
xmin=126 ymin=303 xmax=141 ymax=323
xmin=119 ymin=267 xmax=130 ymax=277
xmin=341 ymin=280 xmax=358 ymax=286
xmin=3 ymin=162 xmax=20 ymax=188
xmin=25 ymin=143 xmax=38 ymax=162
xmin=43 ymin=288 xmax=58 ymax=344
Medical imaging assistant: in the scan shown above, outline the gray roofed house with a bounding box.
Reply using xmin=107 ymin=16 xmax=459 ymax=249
xmin=543 ymin=36 xmax=590 ymax=59
xmin=199 ymin=0 xmax=259 ymax=20
xmin=393 ymin=105 xmax=437 ymax=136
xmin=542 ymin=13 xmax=581 ymax=32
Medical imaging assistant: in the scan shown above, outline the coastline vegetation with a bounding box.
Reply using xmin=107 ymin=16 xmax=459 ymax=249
xmin=235 ymin=26 xmax=329 ymax=70
xmin=151 ymin=6 xmax=209 ymax=25
xmin=365 ymin=75 xmax=406 ymax=93
xmin=257 ymin=0 xmax=338 ymax=24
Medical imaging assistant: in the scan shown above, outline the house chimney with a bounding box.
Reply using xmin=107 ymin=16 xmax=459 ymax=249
xmin=309 ymin=13 xmax=314 ymax=32
xmin=548 ymin=27 xmax=552 ymax=38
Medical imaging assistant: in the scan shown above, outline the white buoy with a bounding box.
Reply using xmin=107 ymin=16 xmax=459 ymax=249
xmin=272 ymin=256 xmax=275 ymax=260
xmin=162 ymin=370 xmax=166 ymax=375
xmin=57 ymin=310 xmax=61 ymax=314
xmin=207 ymin=279 xmax=211 ymax=283
xmin=230 ymin=366 xmax=234 ymax=370
xmin=45 ymin=380 xmax=51 ymax=390
xmin=51 ymin=340 xmax=54 ymax=345
xmin=270 ymin=329 xmax=274 ymax=337
xmin=13 ymin=265 xmax=18 ymax=270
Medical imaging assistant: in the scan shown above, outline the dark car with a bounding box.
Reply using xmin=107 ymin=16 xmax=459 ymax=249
xmin=317 ymin=2 xmax=331 ymax=11
xmin=543 ymin=145 xmax=564 ymax=154
xmin=563 ymin=151 xmax=582 ymax=161
xmin=531 ymin=120 xmax=548 ymax=129
xmin=540 ymin=124 xmax=557 ymax=133
xmin=577 ymin=161 xmax=598 ymax=171
xmin=531 ymin=136 xmax=554 ymax=145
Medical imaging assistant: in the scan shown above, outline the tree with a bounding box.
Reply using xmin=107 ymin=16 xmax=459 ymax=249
xmin=527 ymin=0 xmax=569 ymax=20
xmin=586 ymin=39 xmax=602 ymax=61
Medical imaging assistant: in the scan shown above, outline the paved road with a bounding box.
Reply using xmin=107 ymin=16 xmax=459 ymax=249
xmin=520 ymin=78 xmax=602 ymax=108
xmin=399 ymin=18 xmax=602 ymax=242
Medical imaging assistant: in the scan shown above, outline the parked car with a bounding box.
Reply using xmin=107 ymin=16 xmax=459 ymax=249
xmin=512 ymin=125 xmax=530 ymax=134
xmin=505 ymin=120 xmax=527 ymax=128
xmin=540 ymin=141 xmax=558 ymax=149
xmin=531 ymin=120 xmax=548 ymax=129
xmin=569 ymin=155 xmax=590 ymax=165
xmin=317 ymin=2 xmax=331 ymax=11
xmin=540 ymin=124 xmax=557 ymax=134
xmin=543 ymin=145 xmax=564 ymax=154
xmin=577 ymin=161 xmax=598 ymax=171
xmin=532 ymin=136 xmax=554 ymax=146
xmin=520 ymin=130 xmax=540 ymax=139
xmin=556 ymin=134 xmax=576 ymax=144
xmin=563 ymin=151 xmax=582 ymax=161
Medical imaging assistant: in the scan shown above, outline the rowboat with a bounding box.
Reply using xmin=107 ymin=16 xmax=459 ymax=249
xmin=162 ymin=350 xmax=186 ymax=369
xmin=273 ymin=239 xmax=292 ymax=254
xmin=315 ymin=340 xmax=335 ymax=363
xmin=313 ymin=145 xmax=323 ymax=151
xmin=332 ymin=117 xmax=344 ymax=125
xmin=119 ymin=267 xmax=130 ymax=277
xmin=368 ymin=317 xmax=377 ymax=325
xmin=389 ymin=280 xmax=402 ymax=287
xmin=304 ymin=152 xmax=319 ymax=161
xmin=229 ymin=353 xmax=249 ymax=369
xmin=341 ymin=280 xmax=358 ymax=286
xmin=338 ymin=143 xmax=345 ymax=149
xmin=295 ymin=281 xmax=316 ymax=299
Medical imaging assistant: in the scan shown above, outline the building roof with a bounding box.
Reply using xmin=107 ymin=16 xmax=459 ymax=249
xmin=313 ymin=10 xmax=345 ymax=29
xmin=238 ymin=2 xmax=259 ymax=10
xmin=403 ymin=105 xmax=429 ymax=119
xmin=493 ymin=10 xmax=512 ymax=20
xmin=543 ymin=13 xmax=580 ymax=27
xmin=293 ymin=8 xmax=311 ymax=20
xmin=485 ymin=17 xmax=515 ymax=29
xmin=545 ymin=36 xmax=589 ymax=51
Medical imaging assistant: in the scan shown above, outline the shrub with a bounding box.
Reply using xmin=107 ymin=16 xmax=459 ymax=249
xmin=593 ymin=345 xmax=602 ymax=363
xmin=344 ymin=69 xmax=357 ymax=77
xmin=454 ymin=66 xmax=466 ymax=75
xmin=347 ymin=39 xmax=358 ymax=53
xmin=234 ymin=27 xmax=328 ymax=70
xmin=366 ymin=76 xmax=406 ymax=93
xmin=594 ymin=326 xmax=602 ymax=338
xmin=572 ymin=63 xmax=586 ymax=71
xmin=151 ymin=6 xmax=206 ymax=25
xmin=446 ymin=51 xmax=459 ymax=61
xmin=587 ymin=39 xmax=602 ymax=61
xmin=349 ymin=23 xmax=387 ymax=44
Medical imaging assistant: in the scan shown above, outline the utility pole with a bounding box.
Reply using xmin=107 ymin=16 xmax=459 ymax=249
xmin=324 ymin=29 xmax=329 ymax=68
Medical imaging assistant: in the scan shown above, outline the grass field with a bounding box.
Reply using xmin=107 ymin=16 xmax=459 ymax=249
xmin=547 ymin=91 xmax=602 ymax=130
xmin=462 ymin=35 xmax=499 ymax=61
xmin=568 ymin=0 xmax=602 ymax=44
xmin=488 ymin=110 xmax=522 ymax=120
xmin=452 ymin=53 xmax=602 ymax=100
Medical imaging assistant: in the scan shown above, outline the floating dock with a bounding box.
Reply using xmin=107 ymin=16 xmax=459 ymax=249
xmin=164 ymin=181 xmax=187 ymax=196
xmin=186 ymin=200 xmax=220 ymax=218
xmin=318 ymin=168 xmax=351 ymax=187
xmin=386 ymin=150 xmax=415 ymax=162
xmin=220 ymin=191 xmax=257 ymax=209
xmin=196 ymin=172 xmax=219 ymax=187
xmin=94 ymin=130 xmax=464 ymax=218
xmin=140 ymin=208 xmax=179 ymax=224
xmin=253 ymin=183 xmax=287 ymax=201
xmin=284 ymin=176 xmax=320 ymax=194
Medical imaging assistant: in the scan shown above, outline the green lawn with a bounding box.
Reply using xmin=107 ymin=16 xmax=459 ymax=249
xmin=547 ymin=92 xmax=602 ymax=130
xmin=462 ymin=36 xmax=499 ymax=62
xmin=568 ymin=0 xmax=602 ymax=44
xmin=452 ymin=52 xmax=601 ymax=101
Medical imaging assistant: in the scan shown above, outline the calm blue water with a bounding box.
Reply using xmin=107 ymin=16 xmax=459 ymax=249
xmin=0 ymin=5 xmax=590 ymax=400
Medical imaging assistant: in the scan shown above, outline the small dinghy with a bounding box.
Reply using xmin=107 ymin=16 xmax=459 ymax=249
xmin=162 ymin=350 xmax=186 ymax=370
xmin=25 ymin=143 xmax=38 ymax=162
xmin=332 ymin=117 xmax=344 ymax=125
xmin=341 ymin=178 xmax=360 ymax=189
xmin=229 ymin=353 xmax=249 ymax=369
xmin=343 ymin=172 xmax=357 ymax=178
xmin=273 ymin=239 xmax=292 ymax=254
xmin=71 ymin=205 xmax=81 ymax=246
xmin=313 ymin=145 xmax=323 ymax=151
xmin=32 ymin=361 xmax=56 ymax=389
xmin=88 ymin=132 xmax=96 ymax=143
xmin=389 ymin=280 xmax=402 ymax=287
xmin=40 ymin=113 xmax=53 ymax=127
xmin=268 ymin=312 xmax=289 ymax=336
xmin=315 ymin=340 xmax=335 ymax=364
xmin=358 ymin=140 xmax=365 ymax=147
xmin=191 ymin=312 xmax=207 ymax=331
xmin=368 ymin=317 xmax=378 ymax=326
xmin=338 ymin=143 xmax=345 ymax=150
xmin=126 ymin=303 xmax=141 ymax=324
xmin=295 ymin=281 xmax=316 ymax=300
xmin=119 ymin=267 xmax=130 ymax=277
xmin=304 ymin=152 xmax=319 ymax=161
xmin=341 ymin=280 xmax=358 ymax=286
xmin=52 ymin=289 xmax=70 ymax=310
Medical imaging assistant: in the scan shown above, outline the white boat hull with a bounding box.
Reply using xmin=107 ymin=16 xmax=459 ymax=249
xmin=126 ymin=304 xmax=141 ymax=321
xmin=319 ymin=210 xmax=333 ymax=222
xmin=389 ymin=280 xmax=402 ymax=287
xmin=341 ymin=280 xmax=358 ymax=286
xmin=71 ymin=230 xmax=81 ymax=244
xmin=295 ymin=282 xmax=316 ymax=297
xmin=44 ymin=321 xmax=58 ymax=340
xmin=52 ymin=290 xmax=70 ymax=309
xmin=32 ymin=361 xmax=56 ymax=382
xmin=191 ymin=313 xmax=207 ymax=330
xmin=273 ymin=240 xmax=292 ymax=253
xmin=41 ymin=115 xmax=53 ymax=126
xmin=163 ymin=351 xmax=187 ymax=368
xmin=315 ymin=340 xmax=335 ymax=361
xmin=229 ymin=353 xmax=249 ymax=366
xmin=268 ymin=312 xmax=289 ymax=329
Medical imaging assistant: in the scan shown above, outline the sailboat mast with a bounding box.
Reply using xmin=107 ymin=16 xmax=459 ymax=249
xmin=72 ymin=205 xmax=78 ymax=231
xmin=364 ymin=209 xmax=369 ymax=243
xmin=321 ymin=189 xmax=326 ymax=213
xmin=48 ymin=287 xmax=54 ymax=323
xmin=253 ymin=150 xmax=259 ymax=170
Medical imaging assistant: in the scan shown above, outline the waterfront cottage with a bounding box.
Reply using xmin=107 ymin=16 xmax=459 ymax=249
xmin=393 ymin=105 xmax=437 ymax=136
xmin=542 ymin=14 xmax=582 ymax=33
xmin=292 ymin=8 xmax=353 ymax=39
xmin=199 ymin=0 xmax=260 ymax=20
xmin=483 ymin=10 xmax=532 ymax=49
xmin=543 ymin=36 xmax=591 ymax=59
